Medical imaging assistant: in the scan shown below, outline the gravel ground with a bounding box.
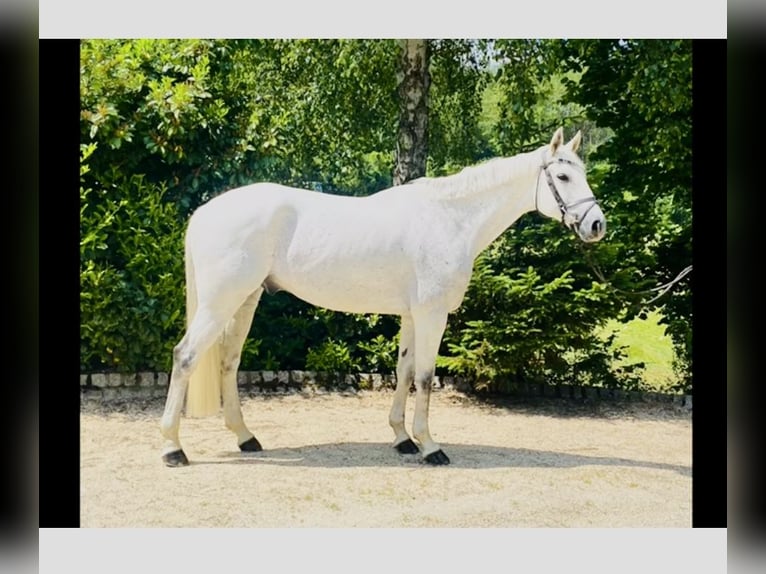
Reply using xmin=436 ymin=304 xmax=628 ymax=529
xmin=80 ymin=389 xmax=691 ymax=527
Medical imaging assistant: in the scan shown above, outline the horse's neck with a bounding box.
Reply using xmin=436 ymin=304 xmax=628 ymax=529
xmin=432 ymin=150 xmax=541 ymax=258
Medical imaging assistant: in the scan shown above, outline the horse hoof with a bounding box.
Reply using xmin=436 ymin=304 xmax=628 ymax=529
xmin=162 ymin=450 xmax=189 ymax=467
xmin=239 ymin=437 xmax=263 ymax=452
xmin=424 ymin=450 xmax=450 ymax=465
xmin=395 ymin=438 xmax=420 ymax=454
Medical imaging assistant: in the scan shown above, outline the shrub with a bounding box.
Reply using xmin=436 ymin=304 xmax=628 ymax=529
xmin=305 ymin=339 xmax=358 ymax=373
xmin=357 ymin=334 xmax=399 ymax=374
xmin=80 ymin=143 xmax=185 ymax=371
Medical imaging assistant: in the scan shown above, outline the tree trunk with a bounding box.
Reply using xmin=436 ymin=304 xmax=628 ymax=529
xmin=393 ymin=39 xmax=430 ymax=185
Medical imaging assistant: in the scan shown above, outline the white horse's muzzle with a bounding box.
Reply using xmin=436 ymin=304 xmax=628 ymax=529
xmin=574 ymin=202 xmax=606 ymax=243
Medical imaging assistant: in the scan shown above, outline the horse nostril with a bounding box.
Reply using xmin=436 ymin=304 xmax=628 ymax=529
xmin=591 ymin=220 xmax=602 ymax=235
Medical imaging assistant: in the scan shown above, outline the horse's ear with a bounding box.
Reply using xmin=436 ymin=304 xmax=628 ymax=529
xmin=549 ymin=127 xmax=565 ymax=155
xmin=567 ymin=130 xmax=582 ymax=153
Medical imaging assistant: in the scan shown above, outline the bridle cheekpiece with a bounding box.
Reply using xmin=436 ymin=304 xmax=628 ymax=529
xmin=536 ymin=153 xmax=599 ymax=234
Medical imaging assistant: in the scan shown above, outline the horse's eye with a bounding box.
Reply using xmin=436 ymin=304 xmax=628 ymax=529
xmin=557 ymin=173 xmax=569 ymax=182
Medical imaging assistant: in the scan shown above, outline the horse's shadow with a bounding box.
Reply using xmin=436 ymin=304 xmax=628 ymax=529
xmin=193 ymin=441 xmax=690 ymax=477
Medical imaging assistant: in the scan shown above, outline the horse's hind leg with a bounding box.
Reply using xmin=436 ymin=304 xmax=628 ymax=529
xmin=389 ymin=314 xmax=419 ymax=454
xmin=220 ymin=288 xmax=263 ymax=452
xmin=160 ymin=301 xmax=245 ymax=467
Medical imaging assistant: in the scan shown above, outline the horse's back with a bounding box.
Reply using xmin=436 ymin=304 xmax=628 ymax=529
xmin=189 ymin=182 xmax=415 ymax=246
xmin=191 ymin=183 xmax=300 ymax=225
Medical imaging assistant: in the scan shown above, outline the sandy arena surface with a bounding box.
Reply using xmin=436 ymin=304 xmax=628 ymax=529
xmin=80 ymin=390 xmax=691 ymax=528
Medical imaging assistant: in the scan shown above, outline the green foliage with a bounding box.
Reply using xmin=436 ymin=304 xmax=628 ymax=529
xmin=438 ymin=249 xmax=643 ymax=390
xmin=81 ymin=39 xmax=400 ymax=210
xmin=357 ymin=334 xmax=399 ymax=374
xmin=81 ymin=40 xmax=254 ymax=212
xmin=80 ymin=143 xmax=185 ymax=371
xmin=248 ymin=39 xmax=400 ymax=194
xmin=306 ymin=339 xmax=358 ymax=373
xmin=598 ymin=310 xmax=679 ymax=392
xmin=559 ymin=39 xmax=692 ymax=391
xmin=244 ymin=296 xmax=400 ymax=372
xmin=488 ymin=40 xmax=565 ymax=153
xmin=427 ymin=40 xmax=492 ymax=174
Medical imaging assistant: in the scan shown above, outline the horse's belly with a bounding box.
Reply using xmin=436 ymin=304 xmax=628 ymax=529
xmin=267 ymin=266 xmax=411 ymax=315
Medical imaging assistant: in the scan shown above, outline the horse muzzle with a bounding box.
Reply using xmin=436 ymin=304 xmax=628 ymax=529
xmin=574 ymin=203 xmax=606 ymax=243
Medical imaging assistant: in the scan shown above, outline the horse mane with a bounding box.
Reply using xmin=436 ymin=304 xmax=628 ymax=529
xmin=404 ymin=150 xmax=544 ymax=200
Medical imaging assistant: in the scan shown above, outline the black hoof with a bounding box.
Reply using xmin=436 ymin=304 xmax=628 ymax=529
xmin=424 ymin=449 xmax=451 ymax=465
xmin=162 ymin=450 xmax=189 ymax=467
xmin=395 ymin=438 xmax=420 ymax=454
xmin=239 ymin=436 xmax=263 ymax=452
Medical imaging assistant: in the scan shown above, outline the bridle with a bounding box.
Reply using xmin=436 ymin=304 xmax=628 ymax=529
xmin=535 ymin=152 xmax=692 ymax=306
xmin=536 ymin=153 xmax=599 ymax=234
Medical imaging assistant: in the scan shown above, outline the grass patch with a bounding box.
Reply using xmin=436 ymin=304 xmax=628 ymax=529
xmin=599 ymin=310 xmax=679 ymax=393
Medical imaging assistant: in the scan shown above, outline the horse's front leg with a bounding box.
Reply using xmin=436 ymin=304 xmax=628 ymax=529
xmin=412 ymin=309 xmax=450 ymax=465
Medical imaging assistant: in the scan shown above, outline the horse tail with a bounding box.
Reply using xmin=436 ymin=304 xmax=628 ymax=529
xmin=184 ymin=233 xmax=222 ymax=418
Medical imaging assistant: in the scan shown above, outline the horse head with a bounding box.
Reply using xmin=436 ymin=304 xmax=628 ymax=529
xmin=534 ymin=127 xmax=606 ymax=243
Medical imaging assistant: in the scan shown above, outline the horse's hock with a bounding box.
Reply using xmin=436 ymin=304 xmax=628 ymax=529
xmin=80 ymin=371 xmax=692 ymax=409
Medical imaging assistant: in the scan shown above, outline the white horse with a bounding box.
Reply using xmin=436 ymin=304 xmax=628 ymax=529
xmin=160 ymin=127 xmax=606 ymax=466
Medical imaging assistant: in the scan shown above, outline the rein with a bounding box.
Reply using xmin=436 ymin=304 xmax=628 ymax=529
xmin=579 ymin=243 xmax=692 ymax=306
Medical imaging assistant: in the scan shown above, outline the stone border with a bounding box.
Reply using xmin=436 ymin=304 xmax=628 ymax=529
xmin=80 ymin=371 xmax=692 ymax=410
